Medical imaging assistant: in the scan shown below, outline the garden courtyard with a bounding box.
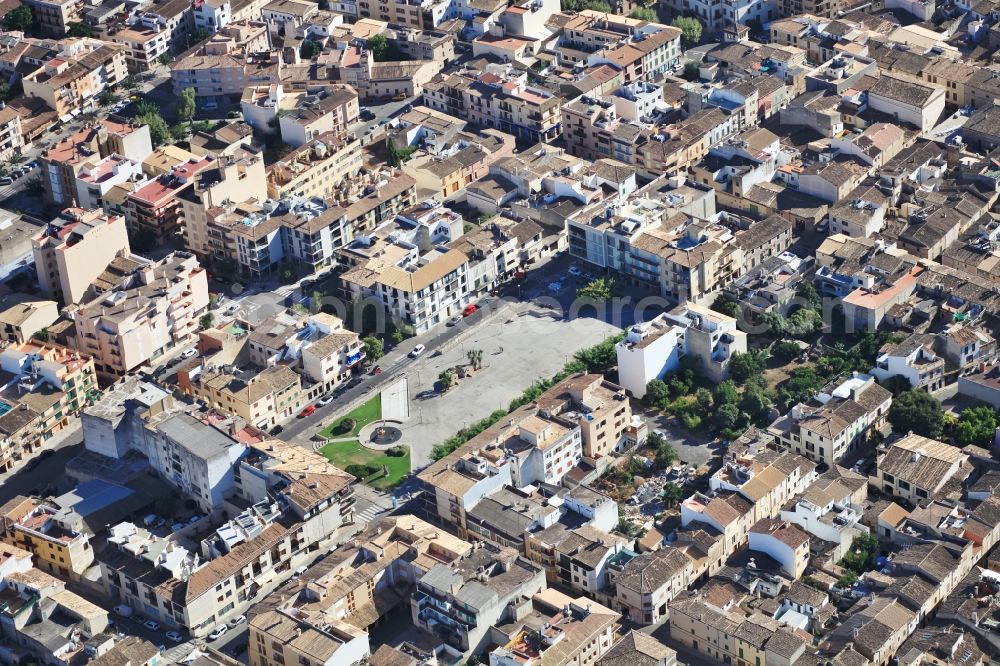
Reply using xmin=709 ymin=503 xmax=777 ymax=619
xmin=318 ymin=396 xmax=411 ymax=490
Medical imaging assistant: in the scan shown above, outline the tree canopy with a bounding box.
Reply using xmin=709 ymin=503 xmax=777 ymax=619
xmin=955 ymin=405 xmax=998 ymax=447
xmin=671 ymin=16 xmax=702 ymax=44
xmin=888 ymin=389 xmax=945 ymax=439
xmin=3 ymin=6 xmax=32 ymax=32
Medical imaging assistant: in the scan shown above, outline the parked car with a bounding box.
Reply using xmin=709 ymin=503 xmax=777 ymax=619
xmin=270 ymin=424 xmax=284 ymax=435
xmin=370 ymin=366 xmax=382 ymax=376
xmin=462 ymin=304 xmax=478 ymax=317
xmin=165 ymin=631 xmax=184 ymax=642
xmin=0 ymin=177 xmax=12 ymax=186
xmin=228 ymin=615 xmax=247 ymax=627
xmin=143 ymin=620 xmax=161 ymax=631
xmin=346 ymin=376 xmax=364 ymax=389
xmin=113 ymin=605 xmax=133 ymax=617
xmin=298 ymin=405 xmax=316 ymax=418
xmin=208 ymin=625 xmax=228 ymax=641
xmin=568 ymin=265 xmax=583 ymax=276
xmin=317 ymin=394 xmax=333 ymax=406
xmin=446 ymin=314 xmax=462 ymax=326
xmin=409 ymin=344 xmax=426 ymax=358
xmin=180 ymin=348 xmax=196 ymax=358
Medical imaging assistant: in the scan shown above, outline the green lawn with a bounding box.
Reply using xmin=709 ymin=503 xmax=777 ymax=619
xmin=319 ymin=439 xmax=411 ymax=490
xmin=320 ymin=395 xmax=382 ymax=438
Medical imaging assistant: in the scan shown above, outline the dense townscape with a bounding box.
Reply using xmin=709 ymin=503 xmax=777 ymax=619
xmin=1 ymin=0 xmax=1000 ymax=664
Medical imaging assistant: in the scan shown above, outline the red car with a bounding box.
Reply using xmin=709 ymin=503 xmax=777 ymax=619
xmin=369 ymin=366 xmax=382 ymax=376
xmin=298 ymin=405 xmax=316 ymax=418
xmin=462 ymin=304 xmax=478 ymax=317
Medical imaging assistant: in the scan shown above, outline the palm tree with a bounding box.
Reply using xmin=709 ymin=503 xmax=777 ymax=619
xmin=466 ymin=349 xmax=483 ymax=370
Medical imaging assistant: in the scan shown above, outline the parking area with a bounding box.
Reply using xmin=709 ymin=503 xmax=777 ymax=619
xmin=394 ymin=301 xmax=621 ymax=468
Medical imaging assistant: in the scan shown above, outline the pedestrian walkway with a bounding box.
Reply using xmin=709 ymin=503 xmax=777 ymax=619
xmin=355 ymin=499 xmax=389 ymax=526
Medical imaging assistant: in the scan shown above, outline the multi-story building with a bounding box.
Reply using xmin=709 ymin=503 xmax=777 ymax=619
xmin=615 ymin=547 xmax=694 ymax=624
xmin=768 ymin=373 xmax=892 ymax=467
xmin=39 ymin=119 xmax=153 ymax=206
xmin=265 ymin=133 xmax=362 ymax=200
xmin=126 ymin=156 xmax=214 ymax=246
xmin=98 ymin=439 xmax=354 ymax=637
xmin=0 ymin=105 xmax=24 ymax=162
xmin=32 ymin=208 xmax=132 ymax=306
xmin=411 ymin=543 xmax=546 ymax=655
xmin=873 ymin=434 xmax=969 ymax=504
xmin=179 ymin=150 xmax=268 ymax=259
xmin=747 ymin=518 xmax=810 ymax=579
xmin=171 ymin=45 xmax=280 ymax=108
xmin=83 ymin=387 xmax=246 ymax=511
xmin=194 ymin=0 xmax=233 ymax=32
xmin=537 ymin=373 xmax=635 ymax=461
xmin=249 ymin=610 xmax=370 ymax=666
xmin=22 ymin=40 xmax=127 ymax=116
xmin=67 ymin=252 xmax=210 ymax=377
xmin=0 ymin=498 xmax=95 ymax=581
xmin=0 ymin=293 xmax=59 ymax=345
xmin=339 ymin=227 xmax=473 ymax=335
xmin=423 ymin=63 xmax=562 ymax=144
xmin=489 ymin=589 xmax=620 ymax=666
xmin=22 ymin=0 xmax=83 ymax=35
xmin=870 ymin=333 xmax=946 ymax=392
xmin=73 ymin=154 xmax=147 ymax=211
xmin=109 ymin=0 xmax=195 ymax=71
xmin=241 ymin=84 xmax=359 ymax=147
xmin=179 ymin=364 xmax=305 ymax=430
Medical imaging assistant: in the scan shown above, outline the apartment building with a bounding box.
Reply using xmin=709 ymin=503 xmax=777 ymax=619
xmin=536 ymin=373 xmax=634 ymax=460
xmin=99 ymin=440 xmax=354 ymax=637
xmin=40 ymin=119 xmax=153 ymax=206
xmin=265 ymin=133 xmax=362 ymax=200
xmin=423 ymin=63 xmax=562 ymax=144
xmin=0 ymin=339 xmax=98 ymax=464
xmin=249 ymin=610 xmax=369 ymax=666
xmin=179 ymin=364 xmax=305 ymax=430
xmin=84 ymin=387 xmax=246 ymax=511
xmin=0 ymin=567 xmax=108 ymax=665
xmin=402 ymin=130 xmax=515 ymax=200
xmin=524 ymin=523 xmax=628 ymax=597
xmin=299 ymin=322 xmax=364 ymax=393
xmin=0 ymin=294 xmax=59 ymax=345
xmin=615 ymin=547 xmax=694 ymax=624
xmin=561 ymin=93 xmax=648 ymax=164
xmin=72 ymin=154 xmax=146 ymax=210
xmin=127 ymin=156 xmax=214 ymax=246
xmin=21 ymin=38 xmax=128 ymax=118
xmin=179 ymin=150 xmax=268 ymax=259
xmin=32 ymin=208 xmax=131 ymax=307
xmin=747 ymin=519 xmax=810 ymax=579
xmin=22 ymin=0 xmax=83 ymax=35
xmin=252 ymin=514 xmax=470 ymax=652
xmin=768 ymin=373 xmax=892 ymax=467
xmin=0 ymin=106 xmax=23 ymax=162
xmin=873 ymin=434 xmax=969 ymax=504
xmin=870 ymin=333 xmax=946 ymax=392
xmin=338 ymin=227 xmax=473 ymax=335
xmin=112 ymin=0 xmax=195 ymax=71
xmin=67 ymin=252 xmax=210 ymax=376
xmin=241 ymin=84 xmax=359 ymax=147
xmin=171 ymin=47 xmax=280 ymax=107
xmin=490 ymin=589 xmax=619 ymax=666
xmin=0 ymin=498 xmax=94 ymax=581
xmin=411 ymin=543 xmax=546 ymax=654
xmin=355 ymin=0 xmax=425 ymax=28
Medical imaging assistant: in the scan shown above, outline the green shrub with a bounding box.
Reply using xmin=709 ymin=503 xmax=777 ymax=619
xmin=386 ymin=446 xmax=406 ymax=457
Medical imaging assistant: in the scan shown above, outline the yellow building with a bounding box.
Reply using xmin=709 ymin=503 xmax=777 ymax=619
xmin=179 ymin=364 xmax=304 ymax=430
xmin=0 ymin=498 xmax=94 ymax=581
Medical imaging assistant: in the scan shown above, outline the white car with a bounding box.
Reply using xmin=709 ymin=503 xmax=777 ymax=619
xmin=208 ymin=625 xmax=228 ymax=641
xmin=409 ymin=344 xmax=426 ymax=358
xmin=165 ymin=631 xmax=184 ymax=642
xmin=317 ymin=394 xmax=333 ymax=406
xmin=228 ymin=615 xmax=247 ymax=627
xmin=144 ymin=620 xmax=161 ymax=631
xmin=547 ymin=281 xmax=563 ymax=293
xmin=568 ymin=265 xmax=583 ymax=277
xmin=180 ymin=348 xmax=196 ymax=359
